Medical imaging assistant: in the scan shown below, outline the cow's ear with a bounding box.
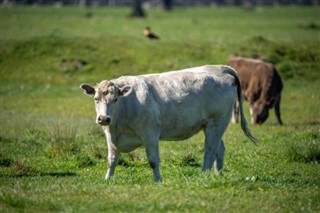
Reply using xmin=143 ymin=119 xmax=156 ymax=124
xmin=119 ymin=85 xmax=132 ymax=96
xmin=80 ymin=83 xmax=95 ymax=96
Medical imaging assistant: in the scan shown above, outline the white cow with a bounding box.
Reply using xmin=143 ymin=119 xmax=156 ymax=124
xmin=80 ymin=65 xmax=258 ymax=182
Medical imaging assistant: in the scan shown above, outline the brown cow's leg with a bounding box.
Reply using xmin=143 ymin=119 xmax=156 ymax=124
xmin=232 ymin=101 xmax=239 ymax=124
xmin=249 ymin=103 xmax=255 ymax=125
xmin=274 ymin=95 xmax=283 ymax=125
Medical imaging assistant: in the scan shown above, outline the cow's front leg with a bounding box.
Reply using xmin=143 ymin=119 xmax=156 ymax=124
xmin=105 ymin=141 xmax=120 ymax=180
xmin=249 ymin=103 xmax=255 ymax=124
xmin=144 ymin=141 xmax=162 ymax=182
xmin=231 ymin=100 xmax=239 ymax=124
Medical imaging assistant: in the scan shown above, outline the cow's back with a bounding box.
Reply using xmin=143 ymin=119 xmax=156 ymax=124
xmin=228 ymin=57 xmax=283 ymax=102
xmin=113 ymin=65 xmax=238 ymax=140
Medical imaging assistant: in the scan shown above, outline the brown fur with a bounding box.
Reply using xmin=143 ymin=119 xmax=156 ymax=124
xmin=228 ymin=57 xmax=283 ymax=125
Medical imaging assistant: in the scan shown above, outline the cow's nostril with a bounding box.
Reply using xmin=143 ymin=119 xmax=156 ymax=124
xmin=98 ymin=116 xmax=104 ymax=122
xmin=106 ymin=117 xmax=111 ymax=124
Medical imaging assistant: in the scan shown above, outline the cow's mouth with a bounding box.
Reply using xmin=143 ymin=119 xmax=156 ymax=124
xmin=97 ymin=115 xmax=111 ymax=126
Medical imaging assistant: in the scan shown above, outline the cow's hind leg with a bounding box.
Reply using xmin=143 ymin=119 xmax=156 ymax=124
xmin=202 ymin=118 xmax=229 ymax=173
xmin=274 ymin=94 xmax=283 ymax=125
xmin=145 ymin=142 xmax=161 ymax=182
xmin=214 ymin=140 xmax=225 ymax=173
xmin=142 ymin=131 xmax=162 ymax=182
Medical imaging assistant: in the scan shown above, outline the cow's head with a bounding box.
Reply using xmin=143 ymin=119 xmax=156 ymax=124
xmin=80 ymin=81 xmax=132 ymax=126
xmin=251 ymin=100 xmax=269 ymax=124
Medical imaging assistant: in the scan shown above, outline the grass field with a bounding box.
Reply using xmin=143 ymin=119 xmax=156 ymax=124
xmin=1 ymin=6 xmax=320 ymax=212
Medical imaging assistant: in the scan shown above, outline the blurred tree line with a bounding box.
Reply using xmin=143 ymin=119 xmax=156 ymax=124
xmin=1 ymin=0 xmax=319 ymax=18
xmin=2 ymin=0 xmax=318 ymax=7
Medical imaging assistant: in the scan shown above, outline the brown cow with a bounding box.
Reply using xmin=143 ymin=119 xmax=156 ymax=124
xmin=228 ymin=57 xmax=283 ymax=125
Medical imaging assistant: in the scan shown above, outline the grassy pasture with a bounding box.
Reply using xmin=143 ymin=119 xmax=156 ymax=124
xmin=1 ymin=6 xmax=320 ymax=212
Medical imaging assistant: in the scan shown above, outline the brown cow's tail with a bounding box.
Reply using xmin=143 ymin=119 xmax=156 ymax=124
xmin=225 ymin=66 xmax=259 ymax=145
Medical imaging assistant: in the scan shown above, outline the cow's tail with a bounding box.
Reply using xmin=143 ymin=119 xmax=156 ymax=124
xmin=225 ymin=66 xmax=259 ymax=145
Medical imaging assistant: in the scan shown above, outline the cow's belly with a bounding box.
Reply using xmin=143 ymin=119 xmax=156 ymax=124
xmin=160 ymin=121 xmax=204 ymax=141
xmin=158 ymin=94 xmax=234 ymax=140
xmin=112 ymin=133 xmax=143 ymax=153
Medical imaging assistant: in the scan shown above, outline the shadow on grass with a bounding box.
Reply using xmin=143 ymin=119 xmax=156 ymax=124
xmin=0 ymin=171 xmax=77 ymax=178
xmin=286 ymin=121 xmax=320 ymax=126
xmin=266 ymin=120 xmax=320 ymax=127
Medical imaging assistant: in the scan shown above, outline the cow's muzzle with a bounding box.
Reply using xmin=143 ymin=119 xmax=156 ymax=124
xmin=97 ymin=115 xmax=111 ymax=126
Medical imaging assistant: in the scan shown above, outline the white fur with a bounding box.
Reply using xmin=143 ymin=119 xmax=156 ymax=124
xmin=82 ymin=65 xmax=257 ymax=182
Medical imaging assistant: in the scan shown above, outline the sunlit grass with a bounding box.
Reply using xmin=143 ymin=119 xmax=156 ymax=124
xmin=0 ymin=6 xmax=319 ymax=213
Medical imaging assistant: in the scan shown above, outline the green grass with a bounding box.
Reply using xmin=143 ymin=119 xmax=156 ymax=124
xmin=1 ymin=6 xmax=320 ymax=212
